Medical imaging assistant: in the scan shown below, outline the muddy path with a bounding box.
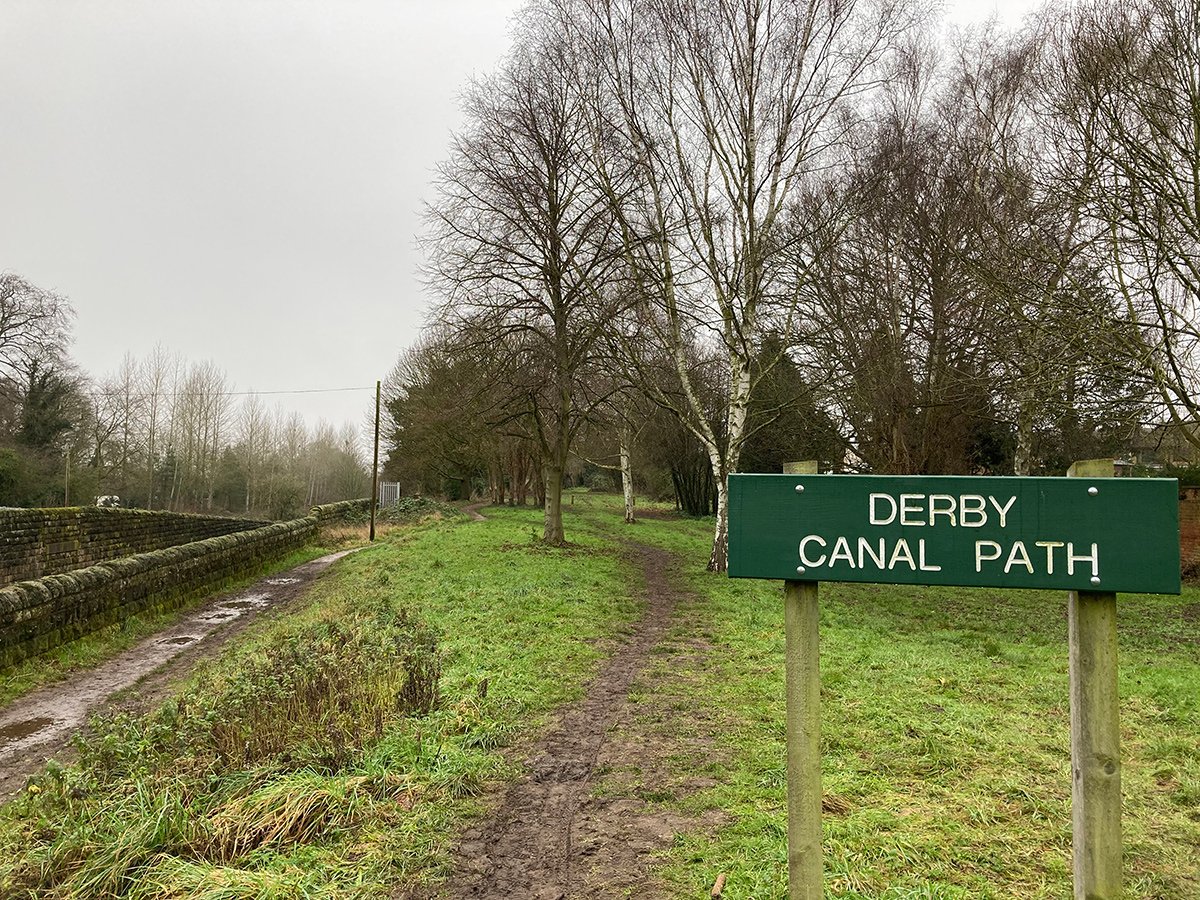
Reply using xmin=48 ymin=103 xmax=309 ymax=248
xmin=428 ymin=542 xmax=721 ymax=900
xmin=0 ymin=548 xmax=357 ymax=799
xmin=462 ymin=501 xmax=488 ymax=522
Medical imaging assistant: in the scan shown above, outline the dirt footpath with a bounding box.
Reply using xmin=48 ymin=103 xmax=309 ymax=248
xmin=0 ymin=549 xmax=356 ymax=799
xmin=429 ymin=542 xmax=723 ymax=900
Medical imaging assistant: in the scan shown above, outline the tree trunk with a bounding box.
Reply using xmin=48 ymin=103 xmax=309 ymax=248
xmin=702 ymin=355 xmax=751 ymax=571
xmin=619 ymin=420 xmax=635 ymax=524
xmin=145 ymin=418 xmax=156 ymax=509
xmin=1014 ymin=400 xmax=1034 ymax=476
xmin=169 ymin=452 xmax=180 ymax=511
xmin=708 ymin=474 xmax=729 ymax=572
xmin=543 ymin=462 xmax=565 ymax=544
xmin=490 ymin=456 xmax=505 ymax=505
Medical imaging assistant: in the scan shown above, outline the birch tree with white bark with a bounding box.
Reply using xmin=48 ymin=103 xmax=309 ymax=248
xmin=576 ymin=0 xmax=908 ymax=569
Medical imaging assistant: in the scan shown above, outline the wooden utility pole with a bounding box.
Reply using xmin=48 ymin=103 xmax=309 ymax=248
xmin=1066 ymin=459 xmax=1122 ymax=899
xmin=370 ymin=380 xmax=380 ymax=542
xmin=782 ymin=460 xmax=821 ymax=898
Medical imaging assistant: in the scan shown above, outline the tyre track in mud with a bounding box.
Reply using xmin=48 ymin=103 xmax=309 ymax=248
xmin=0 ymin=548 xmax=358 ymax=799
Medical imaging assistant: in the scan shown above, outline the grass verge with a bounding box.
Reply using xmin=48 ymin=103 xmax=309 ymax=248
xmin=7 ymin=494 xmax=1192 ymax=898
xmin=577 ymin=501 xmax=1200 ymax=899
xmin=0 ymin=505 xmax=639 ymax=898
xmin=0 ymin=543 xmax=335 ymax=708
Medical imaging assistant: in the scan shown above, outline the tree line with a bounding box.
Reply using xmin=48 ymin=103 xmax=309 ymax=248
xmin=386 ymin=0 xmax=1199 ymax=569
xmin=0 ymin=273 xmax=368 ymax=518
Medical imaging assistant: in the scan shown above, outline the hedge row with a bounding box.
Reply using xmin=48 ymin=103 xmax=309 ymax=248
xmin=0 ymin=499 xmax=370 ymax=668
xmin=0 ymin=507 xmax=270 ymax=588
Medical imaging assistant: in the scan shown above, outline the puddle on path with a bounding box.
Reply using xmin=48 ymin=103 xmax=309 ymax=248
xmin=214 ymin=594 xmax=271 ymax=615
xmin=0 ymin=717 xmax=55 ymax=746
xmin=0 ymin=549 xmax=357 ymax=791
xmin=265 ymin=577 xmax=300 ymax=586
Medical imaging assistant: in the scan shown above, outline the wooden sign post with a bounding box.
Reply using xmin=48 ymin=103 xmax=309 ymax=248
xmin=782 ymin=461 xmax=822 ymax=897
xmin=728 ymin=463 xmax=1180 ymax=900
xmin=1066 ymin=459 xmax=1121 ymax=899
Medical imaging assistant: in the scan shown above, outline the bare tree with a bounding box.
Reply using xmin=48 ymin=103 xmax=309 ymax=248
xmin=238 ymin=390 xmax=269 ymax=514
xmin=797 ymin=24 xmax=1150 ymax=477
xmin=574 ymin=376 xmax=653 ymax=523
xmin=1050 ymin=0 xmax=1200 ymax=447
xmin=139 ymin=344 xmax=174 ymax=508
xmin=86 ymin=375 xmax=126 ymax=482
xmin=579 ymin=0 xmax=908 ymax=569
xmin=165 ymin=361 xmax=231 ymax=510
xmin=956 ymin=23 xmax=1150 ymax=474
xmin=424 ymin=11 xmax=627 ymax=543
xmin=0 ymin=274 xmax=73 ymax=385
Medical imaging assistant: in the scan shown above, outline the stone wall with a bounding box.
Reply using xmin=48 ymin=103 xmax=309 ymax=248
xmin=0 ymin=499 xmax=369 ymax=668
xmin=0 ymin=507 xmax=270 ymax=588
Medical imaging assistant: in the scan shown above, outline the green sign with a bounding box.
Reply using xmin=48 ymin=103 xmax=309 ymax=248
xmin=728 ymin=474 xmax=1181 ymax=594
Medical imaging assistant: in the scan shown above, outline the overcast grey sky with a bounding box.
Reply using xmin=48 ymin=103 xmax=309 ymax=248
xmin=0 ymin=0 xmax=1041 ymax=432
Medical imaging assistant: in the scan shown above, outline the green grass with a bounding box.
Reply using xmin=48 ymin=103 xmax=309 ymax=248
xmin=0 ymin=545 xmax=334 ymax=707
xmin=575 ymin=501 xmax=1200 ymax=899
xmin=0 ymin=507 xmax=639 ymax=898
xmin=3 ymin=496 xmax=1196 ymax=898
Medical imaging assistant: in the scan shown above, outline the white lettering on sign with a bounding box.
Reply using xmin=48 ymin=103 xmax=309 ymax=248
xmin=1004 ymin=541 xmax=1034 ymax=574
xmin=869 ymin=493 xmax=1017 ymax=528
xmin=799 ymin=535 xmax=827 ymax=567
xmin=919 ymin=542 xmax=941 ymax=571
xmin=889 ymin=539 xmax=916 ymax=569
xmin=1035 ymin=541 xmax=1064 ymax=574
xmin=900 ymin=494 xmax=924 ymax=526
xmin=960 ymin=495 xmax=987 ymax=527
xmin=797 ymin=536 xmax=942 ymax=573
xmin=990 ymin=496 xmax=1017 ymax=527
xmin=973 ymin=539 xmax=1099 ymax=579
xmin=796 ymin=490 xmax=1101 ymax=582
xmin=859 ymin=537 xmax=885 ymax=569
xmin=975 ymin=540 xmax=1002 ymax=571
xmin=800 ymin=533 xmax=1099 ymax=580
xmin=1067 ymin=542 xmax=1099 ymax=577
xmin=929 ymin=493 xmax=956 ymax=526
xmin=830 ymin=536 xmax=855 ymax=566
xmin=869 ymin=493 xmax=896 ymax=525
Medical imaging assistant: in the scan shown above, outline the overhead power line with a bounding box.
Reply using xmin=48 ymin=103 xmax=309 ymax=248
xmin=86 ymin=385 xmax=377 ymax=400
xmin=216 ymin=386 xmax=375 ymax=397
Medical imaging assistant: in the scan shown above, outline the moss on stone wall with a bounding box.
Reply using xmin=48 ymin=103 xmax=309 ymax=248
xmin=0 ymin=507 xmax=271 ymax=588
xmin=0 ymin=499 xmax=370 ymax=668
